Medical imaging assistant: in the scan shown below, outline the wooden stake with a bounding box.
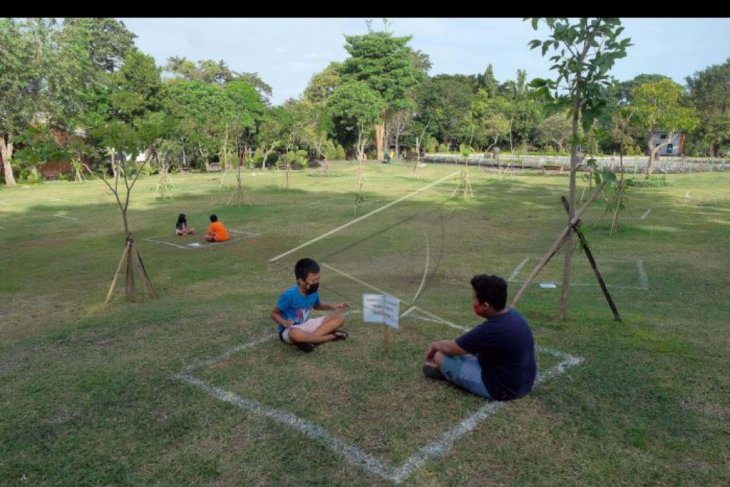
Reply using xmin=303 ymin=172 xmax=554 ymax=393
xmin=105 ymin=239 xmax=131 ymax=304
xmin=384 ymin=326 xmax=390 ymax=353
xmin=135 ymin=247 xmax=157 ymax=299
xmin=510 ymin=182 xmax=606 ymax=307
xmin=560 ymin=196 xmax=622 ymax=322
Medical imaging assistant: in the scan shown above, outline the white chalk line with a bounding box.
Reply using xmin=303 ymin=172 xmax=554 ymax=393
xmin=0 ymin=200 xmax=9 ymax=205
xmin=411 ymin=230 xmax=431 ymax=304
xmin=144 ymin=229 xmax=260 ymax=250
xmin=176 ymin=372 xmax=395 ymax=480
xmin=269 ymin=171 xmax=459 ymax=262
xmin=55 ymin=214 xmax=79 ymax=221
xmin=181 ymin=333 xmax=277 ymax=374
xmin=508 ymin=257 xmax=530 ymax=282
xmin=640 ymin=208 xmax=652 ymax=220
xmin=637 ymin=259 xmax=649 ymax=290
xmin=321 ymin=262 xmax=410 ymax=304
xmin=507 ymin=256 xmax=649 ymax=290
xmin=174 ymin=265 xmax=584 ymax=483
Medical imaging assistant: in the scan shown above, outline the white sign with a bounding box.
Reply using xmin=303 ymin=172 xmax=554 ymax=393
xmin=362 ymin=294 xmax=400 ymax=329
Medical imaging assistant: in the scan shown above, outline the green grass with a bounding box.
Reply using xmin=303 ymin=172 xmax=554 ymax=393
xmin=1 ymin=162 xmax=728 ymax=485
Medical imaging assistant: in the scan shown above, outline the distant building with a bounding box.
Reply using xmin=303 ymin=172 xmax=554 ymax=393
xmin=650 ymin=130 xmax=685 ymax=156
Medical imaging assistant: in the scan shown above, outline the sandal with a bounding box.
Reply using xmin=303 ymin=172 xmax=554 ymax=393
xmin=333 ymin=330 xmax=349 ymax=340
xmin=422 ymin=363 xmax=445 ymax=380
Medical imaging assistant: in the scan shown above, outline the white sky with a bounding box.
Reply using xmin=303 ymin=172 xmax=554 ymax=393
xmin=119 ymin=17 xmax=730 ymax=106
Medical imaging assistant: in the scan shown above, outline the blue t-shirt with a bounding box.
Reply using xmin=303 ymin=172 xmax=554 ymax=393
xmin=455 ymin=308 xmax=537 ymax=401
xmin=275 ymin=284 xmax=321 ymax=333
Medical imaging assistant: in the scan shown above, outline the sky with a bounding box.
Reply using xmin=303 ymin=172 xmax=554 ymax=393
xmin=119 ymin=18 xmax=730 ymax=106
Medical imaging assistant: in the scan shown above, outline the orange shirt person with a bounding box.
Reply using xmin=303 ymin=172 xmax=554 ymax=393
xmin=205 ymin=214 xmax=230 ymax=242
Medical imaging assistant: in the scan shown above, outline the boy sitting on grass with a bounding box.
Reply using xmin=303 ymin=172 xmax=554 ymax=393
xmin=270 ymin=257 xmax=350 ymax=353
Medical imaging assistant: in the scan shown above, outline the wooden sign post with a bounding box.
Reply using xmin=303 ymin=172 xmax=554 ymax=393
xmin=363 ymin=294 xmax=400 ymax=353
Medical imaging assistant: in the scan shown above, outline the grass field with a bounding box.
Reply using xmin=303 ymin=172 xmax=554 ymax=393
xmin=1 ymin=161 xmax=728 ymax=485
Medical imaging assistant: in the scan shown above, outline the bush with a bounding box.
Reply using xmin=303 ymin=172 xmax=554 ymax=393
xmin=18 ymin=167 xmax=42 ymax=184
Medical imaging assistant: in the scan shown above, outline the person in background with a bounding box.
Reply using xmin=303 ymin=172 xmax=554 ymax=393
xmin=205 ymin=214 xmax=230 ymax=242
xmin=175 ymin=213 xmax=195 ymax=236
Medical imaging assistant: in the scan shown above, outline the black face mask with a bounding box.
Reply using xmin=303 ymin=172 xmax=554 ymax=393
xmin=305 ymin=282 xmax=319 ymax=295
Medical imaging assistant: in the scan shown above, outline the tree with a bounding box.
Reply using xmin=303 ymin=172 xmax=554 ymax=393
xmin=0 ymin=19 xmax=56 ymax=185
xmin=631 ymin=79 xmax=699 ymax=176
xmin=255 ymin=107 xmax=293 ymax=168
xmin=529 ymin=17 xmax=631 ymax=321
xmin=537 ymin=112 xmax=572 ymax=152
xmin=164 ymin=56 xmax=272 ymax=101
xmin=413 ymin=75 xmax=476 ymax=150
xmin=327 ymin=80 xmax=384 ymax=161
xmin=686 ymin=58 xmax=730 ymax=156
xmin=340 ymin=28 xmax=427 ymax=160
xmin=162 ymin=79 xmax=234 ymax=168
xmin=303 ymin=62 xmax=342 ymax=104
xmin=469 ymin=90 xmax=511 ymax=151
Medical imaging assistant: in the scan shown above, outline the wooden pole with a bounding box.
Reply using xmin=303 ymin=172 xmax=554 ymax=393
xmin=105 ymin=238 xmax=131 ymax=304
xmin=510 ymin=182 xmax=606 ymax=307
xmin=384 ymin=326 xmax=390 ymax=353
xmin=560 ymin=196 xmax=622 ymax=322
xmin=125 ymin=235 xmax=136 ymax=301
xmin=134 ymin=246 xmax=157 ymax=299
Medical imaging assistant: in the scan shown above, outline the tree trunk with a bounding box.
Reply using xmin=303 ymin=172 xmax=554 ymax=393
xmin=374 ymin=123 xmax=385 ymax=161
xmin=646 ymin=134 xmax=656 ymax=177
xmin=356 ymin=126 xmax=366 ymax=161
xmin=1 ymin=135 xmax=17 ymax=186
xmin=557 ymin=94 xmax=582 ymax=322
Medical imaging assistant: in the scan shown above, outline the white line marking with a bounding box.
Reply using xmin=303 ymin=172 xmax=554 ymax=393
xmin=55 ymin=215 xmax=79 ymax=221
xmin=321 ymin=262 xmax=409 ymax=304
xmin=411 ymin=230 xmax=431 ymax=304
xmin=508 ymin=257 xmax=530 ymax=282
xmin=640 ymin=209 xmax=652 ymax=220
xmin=181 ymin=334 xmax=276 ymax=374
xmin=400 ymin=306 xmax=417 ymax=318
xmin=0 ymin=200 xmax=9 ymax=205
xmin=637 ymin=259 xmax=649 ymax=289
xmin=176 ymin=334 xmax=582 ymax=484
xmin=176 ymin=372 xmax=396 ymax=480
xmin=144 ymin=230 xmax=260 ymax=250
xmin=229 ymin=229 xmax=260 ymax=237
xmin=177 ymin=242 xmax=585 ymax=483
xmin=269 ymin=171 xmax=459 ymax=262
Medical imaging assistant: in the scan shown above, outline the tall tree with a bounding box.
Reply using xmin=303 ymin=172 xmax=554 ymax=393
xmin=413 ymin=75 xmax=476 ymax=150
xmin=303 ymin=62 xmax=342 ymax=104
xmin=529 ymin=17 xmax=631 ymax=321
xmin=327 ymin=80 xmax=384 ymax=161
xmin=164 ymin=56 xmax=272 ymax=100
xmin=686 ymin=58 xmax=730 ymax=156
xmin=631 ymin=79 xmax=699 ymax=176
xmin=340 ymin=29 xmax=427 ymax=160
xmin=0 ymin=19 xmax=57 ymax=185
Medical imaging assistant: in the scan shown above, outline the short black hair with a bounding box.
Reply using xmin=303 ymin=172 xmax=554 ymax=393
xmin=295 ymin=258 xmax=320 ymax=280
xmin=209 ymin=214 xmax=218 ymax=222
xmin=470 ymin=274 xmax=508 ymax=310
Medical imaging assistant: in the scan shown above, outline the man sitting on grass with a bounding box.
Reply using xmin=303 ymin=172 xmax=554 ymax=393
xmin=270 ymin=257 xmax=350 ymax=353
xmin=423 ymin=274 xmax=537 ymax=401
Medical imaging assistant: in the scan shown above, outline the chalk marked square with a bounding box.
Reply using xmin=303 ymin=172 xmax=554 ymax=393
xmin=176 ymin=303 xmax=582 ymax=483
xmin=144 ymin=229 xmax=260 ymax=250
xmin=509 ymin=256 xmax=649 ymax=290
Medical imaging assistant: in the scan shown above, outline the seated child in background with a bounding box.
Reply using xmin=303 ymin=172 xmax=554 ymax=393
xmin=205 ymin=214 xmax=230 ymax=242
xmin=176 ymin=213 xmax=195 ymax=236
